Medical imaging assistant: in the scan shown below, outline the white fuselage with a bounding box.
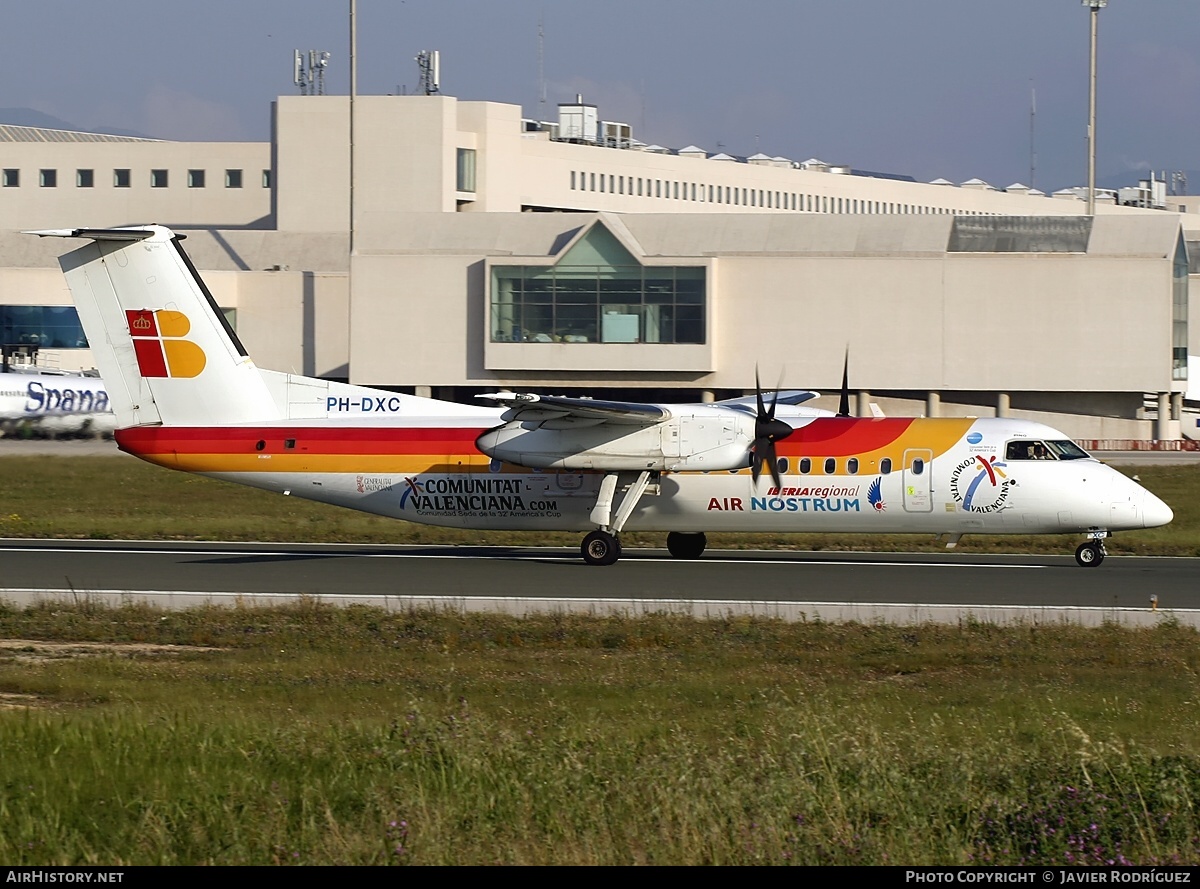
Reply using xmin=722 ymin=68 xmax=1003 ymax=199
xmin=123 ymin=414 xmax=1169 ymax=538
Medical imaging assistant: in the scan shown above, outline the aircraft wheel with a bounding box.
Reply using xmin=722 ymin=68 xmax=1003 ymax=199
xmin=1075 ymin=541 xmax=1105 ymax=568
xmin=582 ymin=530 xmax=622 ymax=566
xmin=666 ymin=531 xmax=707 ymax=559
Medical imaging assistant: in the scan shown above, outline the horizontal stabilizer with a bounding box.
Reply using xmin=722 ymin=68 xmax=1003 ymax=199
xmin=26 ymin=227 xmax=161 ymax=242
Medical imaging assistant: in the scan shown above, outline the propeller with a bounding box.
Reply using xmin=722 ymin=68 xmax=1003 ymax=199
xmin=837 ymin=347 xmax=851 ymax=418
xmin=750 ymin=367 xmax=794 ymax=489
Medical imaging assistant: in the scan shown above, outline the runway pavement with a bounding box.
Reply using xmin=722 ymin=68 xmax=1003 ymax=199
xmin=0 ymin=441 xmax=1194 ymax=626
xmin=0 ymin=540 xmax=1194 ymax=627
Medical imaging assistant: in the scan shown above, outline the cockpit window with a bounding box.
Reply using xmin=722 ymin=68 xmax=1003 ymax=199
xmin=1005 ymin=440 xmax=1055 ymax=460
xmin=1045 ymin=440 xmax=1090 ymax=460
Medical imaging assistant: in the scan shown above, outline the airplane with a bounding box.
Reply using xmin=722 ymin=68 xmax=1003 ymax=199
xmin=29 ymin=224 xmax=1172 ymax=568
xmin=0 ymin=370 xmax=115 ymax=438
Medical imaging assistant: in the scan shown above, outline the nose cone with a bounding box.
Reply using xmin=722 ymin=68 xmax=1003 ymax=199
xmin=1142 ymin=489 xmax=1174 ymax=529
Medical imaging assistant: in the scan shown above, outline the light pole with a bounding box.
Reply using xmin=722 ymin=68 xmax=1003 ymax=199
xmin=1083 ymin=0 xmax=1107 ymax=216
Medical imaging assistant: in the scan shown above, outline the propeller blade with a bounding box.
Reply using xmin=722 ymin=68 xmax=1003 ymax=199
xmin=750 ymin=367 xmax=794 ymax=487
xmin=837 ymin=348 xmax=851 ymax=418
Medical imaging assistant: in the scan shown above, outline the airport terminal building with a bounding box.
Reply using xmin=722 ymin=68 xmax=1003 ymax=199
xmin=0 ymin=93 xmax=1196 ymax=440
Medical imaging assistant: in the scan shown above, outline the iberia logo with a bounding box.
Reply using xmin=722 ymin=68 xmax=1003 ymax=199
xmin=126 ymin=310 xmax=206 ymax=378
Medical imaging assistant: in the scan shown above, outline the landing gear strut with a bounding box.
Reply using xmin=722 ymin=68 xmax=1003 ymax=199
xmin=666 ymin=531 xmax=707 ymax=559
xmin=580 ymin=470 xmax=657 ymax=566
xmin=1075 ymin=539 xmax=1106 ymax=568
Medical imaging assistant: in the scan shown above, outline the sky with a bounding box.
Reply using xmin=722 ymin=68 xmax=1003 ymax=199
xmin=2 ymin=1 xmax=1197 ymax=194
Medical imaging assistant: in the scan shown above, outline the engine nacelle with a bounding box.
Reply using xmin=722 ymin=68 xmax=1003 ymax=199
xmin=475 ymin=413 xmax=755 ymax=472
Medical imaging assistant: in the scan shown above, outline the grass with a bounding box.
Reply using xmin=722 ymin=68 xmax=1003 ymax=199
xmin=0 ymin=456 xmax=1195 ymax=555
xmin=1 ymin=604 xmax=1199 ymax=865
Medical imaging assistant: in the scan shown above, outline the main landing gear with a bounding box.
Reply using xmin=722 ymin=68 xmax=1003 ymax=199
xmin=580 ymin=470 xmax=657 ymax=566
xmin=666 ymin=531 xmax=707 ymax=559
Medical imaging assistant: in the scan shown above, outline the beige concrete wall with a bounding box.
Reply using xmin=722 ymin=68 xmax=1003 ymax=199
xmin=941 ymin=254 xmax=1173 ymax=393
xmin=273 ymin=93 xmax=1164 ymax=231
xmin=349 ymin=253 xmax=479 ymax=387
xmin=5 ymin=92 xmax=1168 ymax=239
xmin=0 ymin=142 xmax=270 ymax=230
xmin=273 ymin=97 xmax=350 ymax=232
xmin=208 ymin=270 xmax=348 ymax=379
xmin=345 ymin=243 xmax=1175 ymax=401
xmin=276 ymin=95 xmax=465 ymax=231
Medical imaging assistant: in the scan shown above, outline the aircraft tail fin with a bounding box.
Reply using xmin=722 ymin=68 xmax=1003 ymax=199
xmin=28 ymin=226 xmax=281 ymax=428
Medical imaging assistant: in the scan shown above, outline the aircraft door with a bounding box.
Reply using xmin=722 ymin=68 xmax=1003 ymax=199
xmin=902 ymin=448 xmax=934 ymax=513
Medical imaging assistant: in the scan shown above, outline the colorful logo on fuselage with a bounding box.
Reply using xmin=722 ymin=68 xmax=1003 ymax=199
xmin=949 ymin=455 xmax=1013 ymax=513
xmin=127 ymin=310 xmax=206 ymax=378
xmin=398 ymin=476 xmax=424 ymax=509
xmin=867 ymin=477 xmax=886 ymax=511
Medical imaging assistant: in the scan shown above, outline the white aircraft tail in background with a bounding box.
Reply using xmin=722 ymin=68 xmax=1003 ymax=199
xmin=0 ymin=370 xmax=115 ymax=438
xmin=31 ymin=225 xmax=1173 ymax=567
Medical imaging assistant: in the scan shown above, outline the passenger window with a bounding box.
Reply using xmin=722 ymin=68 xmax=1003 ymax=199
xmin=847 ymin=457 xmax=859 ymax=474
xmin=911 ymin=458 xmax=924 ymax=475
xmin=799 ymin=458 xmax=811 ymax=474
xmin=776 ymin=457 xmax=789 ymax=475
xmin=880 ymin=458 xmax=892 ymax=475
xmin=824 ymin=457 xmax=836 ymax=474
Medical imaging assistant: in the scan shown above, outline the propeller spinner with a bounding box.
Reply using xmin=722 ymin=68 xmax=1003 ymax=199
xmin=750 ymin=368 xmax=794 ymax=489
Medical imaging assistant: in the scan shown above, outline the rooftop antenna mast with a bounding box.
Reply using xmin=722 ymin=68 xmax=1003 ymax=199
xmin=293 ymin=50 xmax=309 ymax=95
xmin=294 ymin=50 xmax=331 ymax=96
xmin=416 ymin=50 xmax=440 ymax=95
xmin=537 ymin=15 xmax=546 ymax=113
xmin=311 ymin=50 xmax=331 ymax=95
xmin=1029 ymin=81 xmax=1037 ymax=191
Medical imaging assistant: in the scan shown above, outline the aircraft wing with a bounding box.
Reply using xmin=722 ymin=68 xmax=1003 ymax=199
xmin=713 ymin=390 xmax=820 ymax=408
xmin=476 ymin=392 xmax=670 ymax=425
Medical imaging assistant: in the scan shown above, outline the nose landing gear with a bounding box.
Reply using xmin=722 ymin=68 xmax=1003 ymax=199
xmin=1075 ymin=539 xmax=1106 ymax=567
xmin=581 ymin=470 xmax=656 ymax=566
xmin=582 ymin=529 xmax=622 ymax=566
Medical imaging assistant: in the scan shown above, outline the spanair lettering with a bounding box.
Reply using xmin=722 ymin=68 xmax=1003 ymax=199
xmin=0 ymin=372 xmax=115 ymax=438
xmin=35 ymin=224 xmax=1174 ymax=568
xmin=24 ymin=380 xmax=109 ymax=414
